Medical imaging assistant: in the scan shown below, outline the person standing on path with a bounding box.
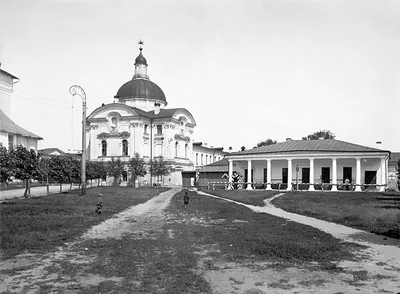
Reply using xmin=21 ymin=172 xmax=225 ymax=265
xmin=96 ymin=193 xmax=104 ymax=214
xmin=183 ymin=191 xmax=189 ymax=207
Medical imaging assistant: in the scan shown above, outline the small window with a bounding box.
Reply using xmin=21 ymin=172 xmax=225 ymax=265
xmin=8 ymin=134 xmax=13 ymax=150
xmin=144 ymin=124 xmax=148 ymax=134
xmin=102 ymin=140 xmax=107 ymax=156
xmin=185 ymin=144 xmax=188 ymax=158
xmin=157 ymin=125 xmax=163 ymax=135
xmin=175 ymin=142 xmax=179 ymax=157
xmin=122 ymin=140 xmax=128 ymax=156
xmin=196 ymin=153 xmax=198 ymax=165
xmin=201 ymin=154 xmax=203 ymax=165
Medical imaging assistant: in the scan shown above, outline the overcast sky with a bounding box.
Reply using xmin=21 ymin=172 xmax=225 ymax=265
xmin=1 ymin=0 xmax=399 ymax=153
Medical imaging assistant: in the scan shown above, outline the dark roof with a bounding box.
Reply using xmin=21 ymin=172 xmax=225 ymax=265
xmin=131 ymin=107 xmax=192 ymax=120
xmin=0 ymin=109 xmax=42 ymax=139
xmin=198 ymin=159 xmax=229 ymax=173
xmin=230 ymin=139 xmax=388 ymax=156
xmin=115 ymin=78 xmax=166 ymax=103
xmin=134 ymin=49 xmax=148 ymax=66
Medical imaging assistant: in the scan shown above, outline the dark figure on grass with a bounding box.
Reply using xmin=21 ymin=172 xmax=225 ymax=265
xmin=96 ymin=193 xmax=103 ymax=214
xmin=183 ymin=191 xmax=189 ymax=207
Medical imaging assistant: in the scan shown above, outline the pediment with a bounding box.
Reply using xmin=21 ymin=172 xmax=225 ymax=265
xmin=87 ymin=104 xmax=139 ymax=119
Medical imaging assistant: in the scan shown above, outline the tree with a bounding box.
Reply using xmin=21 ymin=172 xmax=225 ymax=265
xmin=48 ymin=155 xmax=70 ymax=193
xmin=127 ymin=153 xmax=147 ymax=187
xmin=93 ymin=161 xmax=107 ymax=186
xmin=107 ymin=157 xmax=125 ymax=186
xmin=257 ymin=139 xmax=277 ymax=147
xmin=38 ymin=154 xmax=51 ymax=194
xmin=0 ymin=146 xmax=14 ymax=190
xmin=302 ymin=129 xmax=335 ymax=140
xmin=149 ymin=156 xmax=171 ymax=185
xmin=13 ymin=145 xmax=39 ymax=198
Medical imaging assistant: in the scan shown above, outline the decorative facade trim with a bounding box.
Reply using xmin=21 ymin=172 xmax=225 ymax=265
xmin=97 ymin=131 xmax=130 ymax=140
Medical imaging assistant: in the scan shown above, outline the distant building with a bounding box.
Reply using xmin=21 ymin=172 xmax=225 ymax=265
xmin=0 ymin=64 xmax=42 ymax=150
xmin=192 ymin=142 xmax=228 ymax=169
xmin=225 ymin=139 xmax=390 ymax=192
xmin=86 ymin=43 xmax=197 ymax=186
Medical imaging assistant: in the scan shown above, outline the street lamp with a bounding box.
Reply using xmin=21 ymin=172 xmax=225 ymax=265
xmin=69 ymin=85 xmax=87 ymax=196
xmin=296 ymin=164 xmax=299 ymax=191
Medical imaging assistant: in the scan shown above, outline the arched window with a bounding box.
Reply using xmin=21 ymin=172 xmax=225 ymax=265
xmin=185 ymin=144 xmax=188 ymax=158
xmin=122 ymin=140 xmax=128 ymax=156
xmin=175 ymin=142 xmax=179 ymax=158
xmin=101 ymin=140 xmax=107 ymax=156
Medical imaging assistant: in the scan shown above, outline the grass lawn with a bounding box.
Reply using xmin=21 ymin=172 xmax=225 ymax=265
xmin=199 ymin=188 xmax=279 ymax=206
xmin=0 ymin=186 xmax=169 ymax=259
xmin=75 ymin=190 xmax=362 ymax=293
xmin=272 ymin=191 xmax=400 ymax=239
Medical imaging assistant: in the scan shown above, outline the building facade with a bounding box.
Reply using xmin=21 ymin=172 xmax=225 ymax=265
xmin=192 ymin=142 xmax=227 ymax=168
xmin=86 ymin=44 xmax=197 ymax=186
xmin=225 ymin=139 xmax=390 ymax=192
xmin=0 ymin=65 xmax=42 ymax=150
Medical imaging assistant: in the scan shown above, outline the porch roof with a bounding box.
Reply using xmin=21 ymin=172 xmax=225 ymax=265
xmin=229 ymin=140 xmax=389 ymax=156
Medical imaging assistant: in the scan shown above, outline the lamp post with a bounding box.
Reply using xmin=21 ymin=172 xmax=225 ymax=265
xmin=69 ymin=85 xmax=87 ymax=196
xmin=296 ymin=164 xmax=299 ymax=191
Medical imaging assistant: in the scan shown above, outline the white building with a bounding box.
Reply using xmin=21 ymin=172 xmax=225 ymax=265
xmin=225 ymin=139 xmax=390 ymax=192
xmin=192 ymin=142 xmax=228 ymax=169
xmin=86 ymin=44 xmax=197 ymax=186
xmin=0 ymin=64 xmax=42 ymax=150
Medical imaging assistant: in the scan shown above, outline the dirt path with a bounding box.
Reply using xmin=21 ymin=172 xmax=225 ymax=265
xmin=0 ymin=188 xmax=181 ymax=293
xmin=197 ymin=190 xmax=400 ymax=294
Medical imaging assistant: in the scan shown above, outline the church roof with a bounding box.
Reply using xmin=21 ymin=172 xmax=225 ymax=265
xmin=115 ymin=78 xmax=167 ymax=104
xmin=134 ymin=49 xmax=148 ymax=66
xmin=0 ymin=109 xmax=42 ymax=139
xmin=229 ymin=139 xmax=388 ymax=156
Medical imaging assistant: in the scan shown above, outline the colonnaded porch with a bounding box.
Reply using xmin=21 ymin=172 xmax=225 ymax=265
xmin=226 ymin=155 xmax=389 ymax=192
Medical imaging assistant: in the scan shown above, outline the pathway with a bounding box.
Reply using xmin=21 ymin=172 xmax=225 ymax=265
xmin=196 ymin=190 xmax=400 ymax=293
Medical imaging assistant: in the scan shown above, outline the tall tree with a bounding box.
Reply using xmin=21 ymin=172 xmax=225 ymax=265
xmin=302 ymin=129 xmax=335 ymax=140
xmin=257 ymin=139 xmax=277 ymax=147
xmin=13 ymin=145 xmax=39 ymax=198
xmin=149 ymin=156 xmax=171 ymax=185
xmin=107 ymin=157 xmax=125 ymax=186
xmin=0 ymin=146 xmax=14 ymax=190
xmin=127 ymin=153 xmax=147 ymax=187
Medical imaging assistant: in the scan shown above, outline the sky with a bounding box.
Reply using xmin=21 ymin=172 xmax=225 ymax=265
xmin=1 ymin=0 xmax=399 ymax=153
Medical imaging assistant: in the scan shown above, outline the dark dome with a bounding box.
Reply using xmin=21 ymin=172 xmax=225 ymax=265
xmin=135 ymin=50 xmax=147 ymax=66
xmin=115 ymin=78 xmax=166 ymax=103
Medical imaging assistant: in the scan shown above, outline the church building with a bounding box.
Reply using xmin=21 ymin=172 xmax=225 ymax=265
xmin=86 ymin=42 xmax=197 ymax=186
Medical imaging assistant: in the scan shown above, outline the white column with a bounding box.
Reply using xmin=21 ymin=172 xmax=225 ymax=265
xmin=228 ymin=160 xmax=233 ymax=190
xmin=355 ymin=157 xmax=362 ymax=191
xmin=287 ymin=159 xmax=292 ymax=191
xmin=247 ymin=159 xmax=253 ymax=190
xmin=380 ymin=158 xmax=386 ymax=192
xmin=309 ymin=158 xmax=315 ymax=191
xmin=266 ymin=159 xmax=272 ymax=190
xmin=331 ymin=158 xmax=338 ymax=191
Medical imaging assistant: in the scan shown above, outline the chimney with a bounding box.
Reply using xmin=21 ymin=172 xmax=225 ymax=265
xmin=154 ymin=103 xmax=160 ymax=115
